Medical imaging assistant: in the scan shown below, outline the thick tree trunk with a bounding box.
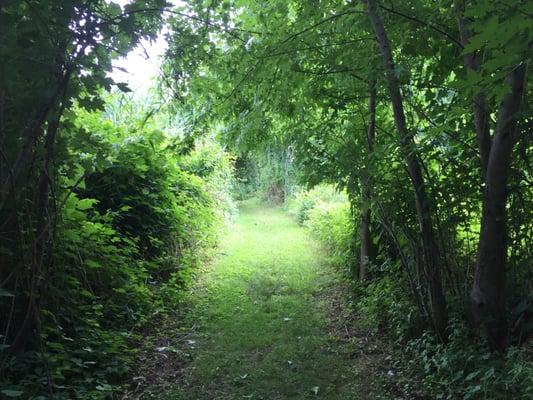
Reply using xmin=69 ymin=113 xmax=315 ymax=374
xmin=472 ymin=64 xmax=527 ymax=350
xmin=360 ymin=80 xmax=377 ymax=282
xmin=366 ymin=0 xmax=448 ymax=340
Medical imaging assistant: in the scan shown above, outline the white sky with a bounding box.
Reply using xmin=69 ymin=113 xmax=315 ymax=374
xmin=109 ymin=0 xmax=180 ymax=93
xmin=110 ymin=34 xmax=167 ymax=93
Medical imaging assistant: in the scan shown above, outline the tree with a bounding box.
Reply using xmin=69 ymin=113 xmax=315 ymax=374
xmin=162 ymin=0 xmax=531 ymax=348
xmin=366 ymin=0 xmax=448 ymax=340
xmin=359 ymin=80 xmax=377 ymax=282
xmin=0 ymin=0 xmax=166 ymax=353
xmin=457 ymin=0 xmax=530 ymax=349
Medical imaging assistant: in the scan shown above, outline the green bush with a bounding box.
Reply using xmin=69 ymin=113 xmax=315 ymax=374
xmin=401 ymin=322 xmax=533 ymax=400
xmin=289 ymin=184 xmax=533 ymax=400
xmin=287 ymin=184 xmax=349 ymax=225
xmin=286 ymin=190 xmax=316 ymax=224
xmin=311 ymin=206 xmax=533 ymax=400
xmin=232 ymin=155 xmax=259 ymax=200
xmin=1 ymin=192 xmax=153 ymax=398
xmin=180 ymin=138 xmax=237 ymax=223
xmin=288 ymin=184 xmax=354 ymax=271
xmin=356 ymin=273 xmax=420 ymax=340
xmin=0 ymin=110 xmax=234 ymax=399
xmin=305 ymin=201 xmax=353 ymax=265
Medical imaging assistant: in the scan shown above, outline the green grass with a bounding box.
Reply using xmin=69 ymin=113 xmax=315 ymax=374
xmin=160 ymin=200 xmax=386 ymax=399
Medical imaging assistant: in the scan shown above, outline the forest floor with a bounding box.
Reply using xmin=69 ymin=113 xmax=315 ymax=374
xmin=126 ymin=200 xmax=403 ymax=399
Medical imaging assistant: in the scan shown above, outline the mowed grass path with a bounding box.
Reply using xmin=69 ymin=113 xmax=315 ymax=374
xmin=164 ymin=201 xmax=384 ymax=399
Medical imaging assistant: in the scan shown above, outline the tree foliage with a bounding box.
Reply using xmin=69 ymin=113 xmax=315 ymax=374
xmin=164 ymin=0 xmax=532 ymax=344
xmin=162 ymin=0 xmax=532 ymax=396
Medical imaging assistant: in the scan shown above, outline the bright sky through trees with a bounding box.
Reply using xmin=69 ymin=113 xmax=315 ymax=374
xmin=109 ymin=0 xmax=177 ymax=91
xmin=110 ymin=34 xmax=166 ymax=91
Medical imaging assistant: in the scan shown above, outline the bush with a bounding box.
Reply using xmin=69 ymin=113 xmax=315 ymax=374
xmin=287 ymin=184 xmax=354 ymax=271
xmin=306 ymin=201 xmax=353 ymax=266
xmin=401 ymin=321 xmax=533 ymax=399
xmin=0 ymin=110 xmax=234 ymax=399
xmin=289 ymin=183 xmax=532 ymax=400
xmin=287 ymin=184 xmax=349 ymax=225
xmin=356 ymin=272 xmax=420 ymax=340
xmin=0 ymin=192 xmax=150 ymax=398
xmin=180 ymin=138 xmax=237 ymax=223
xmin=232 ymin=155 xmax=259 ymax=200
xmin=230 ymin=146 xmax=296 ymax=203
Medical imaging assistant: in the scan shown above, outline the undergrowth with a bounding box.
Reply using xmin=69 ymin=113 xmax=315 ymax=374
xmin=0 ymin=106 xmax=234 ymax=399
xmin=287 ymin=184 xmax=533 ymax=400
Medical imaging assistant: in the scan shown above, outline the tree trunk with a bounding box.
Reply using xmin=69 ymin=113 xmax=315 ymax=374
xmin=360 ymin=207 xmax=371 ymax=282
xmin=366 ymin=0 xmax=448 ymax=341
xmin=360 ymin=80 xmax=376 ymax=282
xmin=472 ymin=64 xmax=527 ymax=350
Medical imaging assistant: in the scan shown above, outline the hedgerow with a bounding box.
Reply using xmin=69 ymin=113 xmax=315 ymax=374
xmin=0 ymin=105 xmax=234 ymax=399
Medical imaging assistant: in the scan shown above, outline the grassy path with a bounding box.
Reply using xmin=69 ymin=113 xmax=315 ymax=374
xmin=162 ymin=201 xmax=386 ymax=399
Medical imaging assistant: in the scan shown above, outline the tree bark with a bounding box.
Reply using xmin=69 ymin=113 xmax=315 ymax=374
xmin=360 ymin=80 xmax=376 ymax=282
xmin=366 ymin=0 xmax=448 ymax=341
xmin=359 ymin=207 xmax=371 ymax=281
xmin=472 ymin=64 xmax=527 ymax=350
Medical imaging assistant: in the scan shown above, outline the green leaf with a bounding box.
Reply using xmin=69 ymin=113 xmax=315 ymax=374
xmin=76 ymin=198 xmax=98 ymax=211
xmin=116 ymin=82 xmax=132 ymax=93
xmin=85 ymin=260 xmax=102 ymax=269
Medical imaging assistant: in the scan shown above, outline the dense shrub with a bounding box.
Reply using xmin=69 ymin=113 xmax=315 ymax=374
xmin=357 ymin=274 xmax=420 ymax=339
xmin=0 ymin=109 xmax=234 ymax=399
xmin=287 ymin=184 xmax=349 ymax=225
xmin=231 ymin=146 xmax=296 ymax=204
xmin=19 ymin=193 xmax=151 ymax=398
xmin=179 ymin=138 xmax=237 ymax=223
xmin=357 ymin=275 xmax=533 ymax=399
xmin=401 ymin=323 xmax=533 ymax=400
xmin=256 ymin=147 xmax=296 ymax=204
xmin=291 ymin=184 xmax=533 ymax=400
xmin=286 ymin=185 xmax=355 ymax=276
xmin=232 ymin=155 xmax=259 ymax=200
xmin=305 ymin=201 xmax=353 ymax=268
